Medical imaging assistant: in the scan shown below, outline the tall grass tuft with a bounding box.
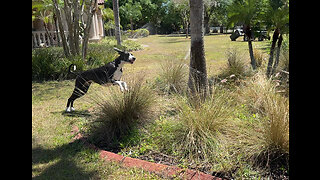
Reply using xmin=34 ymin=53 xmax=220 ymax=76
xmin=215 ymin=48 xmax=252 ymax=88
xmin=236 ymin=72 xmax=289 ymax=169
xmin=222 ymin=48 xmax=248 ymax=78
xmin=155 ymin=59 xmax=188 ymax=94
xmin=173 ymin=86 xmax=235 ymax=163
xmin=253 ymin=49 xmax=265 ymax=68
xmin=87 ymin=76 xmax=156 ymax=149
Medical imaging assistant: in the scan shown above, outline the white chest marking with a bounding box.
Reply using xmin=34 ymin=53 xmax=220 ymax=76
xmin=113 ymin=68 xmax=122 ymax=80
xmin=113 ymin=62 xmax=124 ymax=81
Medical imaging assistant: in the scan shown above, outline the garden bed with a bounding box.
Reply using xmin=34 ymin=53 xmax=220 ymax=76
xmin=33 ymin=35 xmax=289 ymax=179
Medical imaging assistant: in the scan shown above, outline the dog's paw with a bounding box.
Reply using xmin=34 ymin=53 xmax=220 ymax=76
xmin=66 ymin=107 xmax=71 ymax=113
xmin=66 ymin=107 xmax=75 ymax=112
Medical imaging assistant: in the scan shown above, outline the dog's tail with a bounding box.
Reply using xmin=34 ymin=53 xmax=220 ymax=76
xmin=68 ymin=64 xmax=77 ymax=74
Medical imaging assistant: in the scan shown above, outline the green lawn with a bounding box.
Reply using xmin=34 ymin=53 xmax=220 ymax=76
xmin=32 ymin=34 xmax=271 ymax=179
xmin=129 ymin=34 xmax=269 ymax=79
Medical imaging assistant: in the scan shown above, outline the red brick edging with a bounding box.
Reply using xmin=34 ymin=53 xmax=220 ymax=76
xmin=71 ymin=126 xmax=223 ymax=180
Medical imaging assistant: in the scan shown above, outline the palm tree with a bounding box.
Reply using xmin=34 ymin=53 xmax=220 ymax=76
xmin=228 ymin=0 xmax=266 ymax=70
xmin=113 ymin=0 xmax=121 ymax=46
xmin=188 ymin=0 xmax=208 ymax=99
xmin=265 ymin=0 xmax=289 ymax=77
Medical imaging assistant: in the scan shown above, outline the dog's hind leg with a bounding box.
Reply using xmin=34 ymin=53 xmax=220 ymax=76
xmin=66 ymin=95 xmax=76 ymax=112
xmin=66 ymin=80 xmax=91 ymax=112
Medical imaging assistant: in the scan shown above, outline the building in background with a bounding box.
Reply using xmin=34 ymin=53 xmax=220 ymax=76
xmin=32 ymin=0 xmax=105 ymax=48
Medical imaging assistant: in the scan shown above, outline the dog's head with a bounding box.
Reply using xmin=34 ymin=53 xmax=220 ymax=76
xmin=114 ymin=48 xmax=136 ymax=64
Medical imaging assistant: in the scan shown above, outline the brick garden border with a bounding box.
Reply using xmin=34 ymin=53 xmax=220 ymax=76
xmin=71 ymin=126 xmax=224 ymax=180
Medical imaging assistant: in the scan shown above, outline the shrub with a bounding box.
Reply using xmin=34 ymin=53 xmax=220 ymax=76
xmin=86 ymin=76 xmax=156 ymax=149
xmin=136 ymin=29 xmax=149 ymax=37
xmin=86 ymin=43 xmax=117 ymax=66
xmin=126 ymin=29 xmax=149 ymax=38
xmin=32 ymin=48 xmax=66 ymax=81
xmin=121 ymin=40 xmax=143 ymax=51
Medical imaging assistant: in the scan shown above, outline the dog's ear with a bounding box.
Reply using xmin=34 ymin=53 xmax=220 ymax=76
xmin=114 ymin=47 xmax=123 ymax=54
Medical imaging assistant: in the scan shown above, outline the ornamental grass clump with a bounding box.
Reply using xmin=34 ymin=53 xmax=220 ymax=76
xmin=174 ymin=86 xmax=235 ymax=163
xmin=236 ymin=72 xmax=289 ymax=169
xmin=156 ymin=59 xmax=188 ymax=94
xmin=87 ymin=77 xmax=155 ymax=149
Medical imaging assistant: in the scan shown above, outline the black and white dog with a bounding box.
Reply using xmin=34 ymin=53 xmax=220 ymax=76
xmin=66 ymin=48 xmax=136 ymax=112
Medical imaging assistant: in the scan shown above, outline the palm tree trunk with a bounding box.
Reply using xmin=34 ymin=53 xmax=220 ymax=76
xmin=248 ymin=40 xmax=256 ymax=70
xmin=113 ymin=0 xmax=121 ymax=46
xmin=271 ymin=33 xmax=283 ymax=75
xmin=266 ymin=28 xmax=280 ymax=77
xmin=244 ymin=25 xmax=256 ymax=70
xmin=188 ymin=0 xmax=208 ymax=99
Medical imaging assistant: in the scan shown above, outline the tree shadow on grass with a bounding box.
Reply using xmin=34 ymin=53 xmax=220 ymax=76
xmin=32 ymin=139 xmax=98 ymax=180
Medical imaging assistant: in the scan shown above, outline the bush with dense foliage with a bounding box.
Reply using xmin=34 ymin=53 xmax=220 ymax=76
xmin=126 ymin=29 xmax=149 ymax=38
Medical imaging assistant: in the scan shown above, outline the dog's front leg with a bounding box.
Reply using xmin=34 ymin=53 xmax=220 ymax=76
xmin=121 ymin=81 xmax=128 ymax=91
xmin=113 ymin=80 xmax=124 ymax=92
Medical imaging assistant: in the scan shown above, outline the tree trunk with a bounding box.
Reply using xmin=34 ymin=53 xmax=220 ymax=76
xmin=185 ymin=21 xmax=189 ymax=38
xmin=204 ymin=16 xmax=210 ymax=34
xmin=113 ymin=0 xmax=121 ymax=46
xmin=271 ymin=33 xmax=283 ymax=75
xmin=248 ymin=40 xmax=256 ymax=70
xmin=82 ymin=0 xmax=97 ymax=60
xmin=244 ymin=25 xmax=256 ymax=70
xmin=130 ymin=17 xmax=133 ymax=31
xmin=220 ymin=26 xmax=223 ymax=33
xmin=266 ymin=28 xmax=280 ymax=77
xmin=64 ymin=0 xmax=77 ymax=56
xmin=52 ymin=0 xmax=70 ymax=57
xmin=43 ymin=21 xmax=54 ymax=46
xmin=188 ymin=0 xmax=208 ymax=99
xmin=53 ymin=14 xmax=60 ymax=46
xmin=73 ymin=0 xmax=81 ymax=55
